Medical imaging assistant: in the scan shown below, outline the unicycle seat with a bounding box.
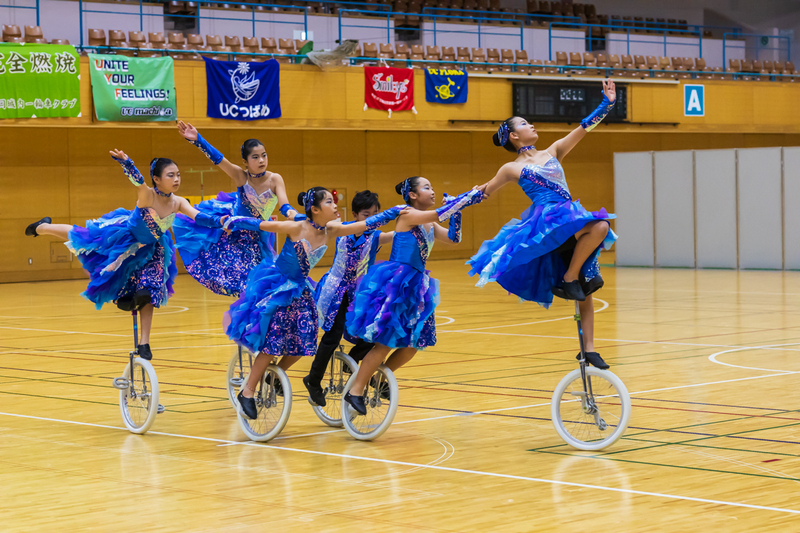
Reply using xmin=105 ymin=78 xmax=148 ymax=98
xmin=116 ymin=290 xmax=151 ymax=312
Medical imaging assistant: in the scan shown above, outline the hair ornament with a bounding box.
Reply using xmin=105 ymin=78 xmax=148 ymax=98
xmin=150 ymin=159 xmax=158 ymax=178
xmin=303 ymin=188 xmax=315 ymax=212
xmin=497 ymin=122 xmax=510 ymax=146
xmin=400 ymin=178 xmax=412 ymax=203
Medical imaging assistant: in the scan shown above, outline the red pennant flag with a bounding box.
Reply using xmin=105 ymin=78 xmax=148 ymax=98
xmin=364 ymin=66 xmax=415 ymax=114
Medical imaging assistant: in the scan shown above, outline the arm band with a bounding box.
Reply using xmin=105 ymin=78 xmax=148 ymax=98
xmin=223 ymin=216 xmax=262 ymax=232
xmin=279 ymin=203 xmax=306 ymax=221
xmin=187 ymin=133 xmax=224 ymax=165
xmin=581 ymin=94 xmax=615 ymax=132
xmin=194 ymin=212 xmax=222 ymax=228
xmin=364 ymin=206 xmax=402 ymax=231
xmin=442 ymin=194 xmax=463 ymax=243
xmin=435 ymin=189 xmax=485 ymax=222
xmin=112 ymin=156 xmax=145 ymax=187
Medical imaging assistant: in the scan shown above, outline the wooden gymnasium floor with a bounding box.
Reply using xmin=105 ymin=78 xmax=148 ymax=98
xmin=2 ymin=261 xmax=800 ymax=531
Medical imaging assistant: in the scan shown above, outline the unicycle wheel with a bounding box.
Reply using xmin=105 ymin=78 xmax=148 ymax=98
xmin=311 ymin=351 xmax=359 ymax=427
xmin=226 ymin=346 xmax=254 ymax=409
xmin=340 ymin=364 xmax=399 ymax=441
xmin=118 ymin=358 xmax=159 ymax=434
xmin=551 ymin=367 xmax=631 ymax=451
xmin=236 ymin=365 xmax=292 ymax=442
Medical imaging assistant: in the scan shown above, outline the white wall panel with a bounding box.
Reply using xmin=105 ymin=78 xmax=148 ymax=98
xmin=654 ymin=150 xmax=694 ymax=267
xmin=614 ymin=151 xmax=654 ymax=266
xmin=738 ymin=147 xmax=783 ymax=269
xmin=784 ymin=147 xmax=800 ymax=269
xmin=695 ymin=149 xmax=737 ymax=268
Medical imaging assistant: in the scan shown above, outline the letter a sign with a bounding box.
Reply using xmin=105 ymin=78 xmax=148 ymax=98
xmin=684 ymin=84 xmax=704 ymax=117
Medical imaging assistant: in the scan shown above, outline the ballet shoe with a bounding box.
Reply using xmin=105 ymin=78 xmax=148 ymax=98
xmin=369 ymin=377 xmax=390 ymax=400
xmin=237 ymin=391 xmax=258 ymax=419
xmin=577 ymin=351 xmax=609 ymax=369
xmin=303 ymin=375 xmax=326 ymax=407
xmin=25 ymin=217 xmax=51 ymax=237
xmin=582 ymin=275 xmax=604 ymax=297
xmin=554 ymin=279 xmax=586 ymax=301
xmin=138 ymin=344 xmax=153 ymax=361
xmin=344 ymin=391 xmax=367 ymax=415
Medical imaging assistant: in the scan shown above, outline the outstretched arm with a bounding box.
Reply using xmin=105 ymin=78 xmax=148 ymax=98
xmin=225 ymin=216 xmax=303 ymax=238
xmin=328 ymin=206 xmax=409 ymax=237
xmin=110 ymin=149 xmax=153 ymax=207
xmin=548 ymin=79 xmax=616 ymax=161
xmin=272 ymin=174 xmax=301 ymax=220
xmin=178 ymin=120 xmax=248 ymax=187
xmin=477 ymin=163 xmax=518 ymax=198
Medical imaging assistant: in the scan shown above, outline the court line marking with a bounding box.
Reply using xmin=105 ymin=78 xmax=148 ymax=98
xmin=436 ymin=316 xmax=455 ymax=326
xmin=0 ymin=411 xmax=797 ymax=516
xmin=708 ymin=344 xmax=800 ymax=374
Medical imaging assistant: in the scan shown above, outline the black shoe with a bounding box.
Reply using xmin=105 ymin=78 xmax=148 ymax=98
xmin=344 ymin=391 xmax=367 ymax=415
xmin=25 ymin=217 xmax=51 ymax=237
xmin=582 ymin=275 xmax=604 ymax=297
xmin=138 ymin=344 xmax=153 ymax=361
xmin=303 ymin=375 xmax=326 ymax=407
xmin=116 ymin=290 xmax=151 ymax=312
xmin=237 ymin=391 xmax=258 ymax=419
xmin=557 ymin=279 xmax=586 ymax=301
xmin=266 ymin=374 xmax=284 ymax=397
xmin=577 ymin=351 xmax=609 ymax=369
xmin=369 ymin=377 xmax=390 ymax=400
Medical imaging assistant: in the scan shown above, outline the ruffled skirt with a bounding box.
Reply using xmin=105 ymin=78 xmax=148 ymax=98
xmin=173 ymin=191 xmax=275 ymax=297
xmin=346 ymin=261 xmax=439 ymax=350
xmin=225 ymin=261 xmax=318 ymax=356
xmin=468 ymin=199 xmax=616 ymax=308
xmin=67 ymin=208 xmax=176 ymax=310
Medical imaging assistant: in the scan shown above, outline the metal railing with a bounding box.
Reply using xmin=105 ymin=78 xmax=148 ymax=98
xmin=549 ymin=21 xmax=703 ymax=60
xmin=0 ymin=0 xmax=39 ymax=26
xmin=608 ymin=17 xmax=742 ymax=37
xmin=421 ymin=6 xmax=581 ymax=26
xmin=722 ymin=33 xmax=791 ymax=71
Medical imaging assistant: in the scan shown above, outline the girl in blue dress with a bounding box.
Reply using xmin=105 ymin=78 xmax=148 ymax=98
xmin=343 ymin=178 xmax=484 ymax=415
xmin=223 ymin=187 xmax=407 ymax=420
xmin=303 ymin=190 xmax=394 ymax=407
xmin=469 ymin=79 xmax=618 ymax=369
xmin=173 ymin=121 xmax=302 ymax=297
xmin=25 ymin=150 xmax=224 ymax=360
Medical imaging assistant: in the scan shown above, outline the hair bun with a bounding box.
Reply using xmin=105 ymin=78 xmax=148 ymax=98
xmin=297 ymin=191 xmax=307 ymax=205
xmin=492 ymin=133 xmax=502 ymax=147
xmin=394 ymin=182 xmax=404 ymax=196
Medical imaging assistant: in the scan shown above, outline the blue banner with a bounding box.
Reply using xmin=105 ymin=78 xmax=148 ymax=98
xmin=204 ymin=57 xmax=281 ymax=120
xmin=424 ymin=67 xmax=468 ymax=104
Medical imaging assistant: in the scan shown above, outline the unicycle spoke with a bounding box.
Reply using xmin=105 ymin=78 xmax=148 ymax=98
xmin=341 ymin=365 xmax=398 ymax=441
xmin=312 ymin=351 xmax=358 ymax=427
xmin=237 ymin=365 xmax=292 ymax=442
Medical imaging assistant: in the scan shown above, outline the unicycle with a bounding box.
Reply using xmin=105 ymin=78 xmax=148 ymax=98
xmin=551 ymin=301 xmax=631 ymax=450
xmin=310 ymin=346 xmax=359 ymax=427
xmin=111 ymin=291 xmax=163 ymax=435
xmin=340 ymin=364 xmax=399 ymax=441
xmin=226 ymin=345 xmax=254 ymax=409
xmin=236 ymin=356 xmax=292 ymax=442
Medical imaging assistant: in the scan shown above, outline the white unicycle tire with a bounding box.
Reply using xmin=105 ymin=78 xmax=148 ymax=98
xmin=236 ymin=365 xmax=292 ymax=442
xmin=119 ymin=358 xmax=159 ymax=435
xmin=226 ymin=346 xmax=254 ymax=409
xmin=551 ymin=366 xmax=631 ymax=451
xmin=340 ymin=364 xmax=399 ymax=441
xmin=311 ymin=351 xmax=359 ymax=427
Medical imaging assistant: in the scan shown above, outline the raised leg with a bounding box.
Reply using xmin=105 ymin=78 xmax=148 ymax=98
xmin=385 ymin=347 xmax=417 ymax=372
xmin=564 ymin=220 xmax=609 ymax=283
xmin=35 ymin=223 xmax=73 ymax=241
xmin=349 ymin=343 xmax=391 ymax=395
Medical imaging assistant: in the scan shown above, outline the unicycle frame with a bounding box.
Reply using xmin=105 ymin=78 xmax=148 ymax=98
xmin=574 ymin=301 xmax=598 ymax=415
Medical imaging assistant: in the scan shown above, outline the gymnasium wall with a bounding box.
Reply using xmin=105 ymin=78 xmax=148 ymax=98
xmin=4 ymin=58 xmax=800 ymax=282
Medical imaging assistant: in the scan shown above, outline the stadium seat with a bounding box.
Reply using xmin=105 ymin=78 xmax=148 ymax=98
xmin=206 ymin=35 xmax=223 ymax=47
xmin=2 ymin=24 xmax=21 ymax=42
xmin=129 ymin=31 xmax=146 ymax=46
xmin=148 ymin=32 xmax=166 ymax=46
xmin=109 ymin=30 xmax=126 ymax=47
xmin=168 ymin=32 xmax=186 ymax=45
xmin=23 ymin=25 xmax=43 ymax=43
xmin=88 ymin=28 xmax=106 ymax=47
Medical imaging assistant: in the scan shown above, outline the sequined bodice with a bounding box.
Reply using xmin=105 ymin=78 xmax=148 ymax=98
xmin=127 ymin=207 xmax=174 ymax=244
xmin=238 ymin=181 xmax=278 ymax=220
xmin=519 ymin=157 xmax=572 ymax=204
xmin=390 ymin=225 xmax=434 ymax=272
xmin=275 ymin=236 xmax=327 ymax=280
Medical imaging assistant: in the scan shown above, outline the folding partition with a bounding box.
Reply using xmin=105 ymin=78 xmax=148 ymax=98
xmin=614 ymin=151 xmax=654 ymax=267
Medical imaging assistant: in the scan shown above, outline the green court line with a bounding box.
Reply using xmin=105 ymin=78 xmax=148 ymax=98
xmin=531 ymin=449 xmax=800 ymax=482
xmin=625 ymin=408 xmax=800 ymax=438
xmin=622 ymin=436 xmax=799 ymax=457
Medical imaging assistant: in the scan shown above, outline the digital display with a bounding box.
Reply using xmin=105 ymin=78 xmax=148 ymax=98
xmin=512 ymin=82 xmax=627 ymax=124
xmin=560 ymin=88 xmax=585 ymax=102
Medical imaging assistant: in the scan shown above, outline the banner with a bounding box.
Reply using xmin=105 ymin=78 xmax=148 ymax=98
xmin=89 ymin=53 xmax=176 ymax=122
xmin=0 ymin=43 xmax=80 ymax=119
xmin=364 ymin=66 xmax=415 ymax=115
xmin=425 ymin=67 xmax=468 ymax=104
xmin=204 ymin=57 xmax=281 ymax=120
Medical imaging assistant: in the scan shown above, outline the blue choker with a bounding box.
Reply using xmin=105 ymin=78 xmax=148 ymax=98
xmin=518 ymin=145 xmax=536 ymax=154
xmin=248 ymin=170 xmax=267 ymax=179
xmin=154 ymin=185 xmax=172 ymax=198
xmin=307 ymin=218 xmax=326 ymax=231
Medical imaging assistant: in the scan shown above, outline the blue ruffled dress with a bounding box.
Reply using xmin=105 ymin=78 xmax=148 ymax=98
xmin=315 ymin=227 xmax=382 ymax=342
xmin=66 ymin=207 xmax=177 ymax=310
xmin=225 ymin=237 xmax=327 ymax=356
xmin=346 ymin=225 xmax=439 ymax=350
xmin=468 ymin=155 xmax=616 ymax=308
xmin=173 ymin=181 xmax=277 ymax=297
